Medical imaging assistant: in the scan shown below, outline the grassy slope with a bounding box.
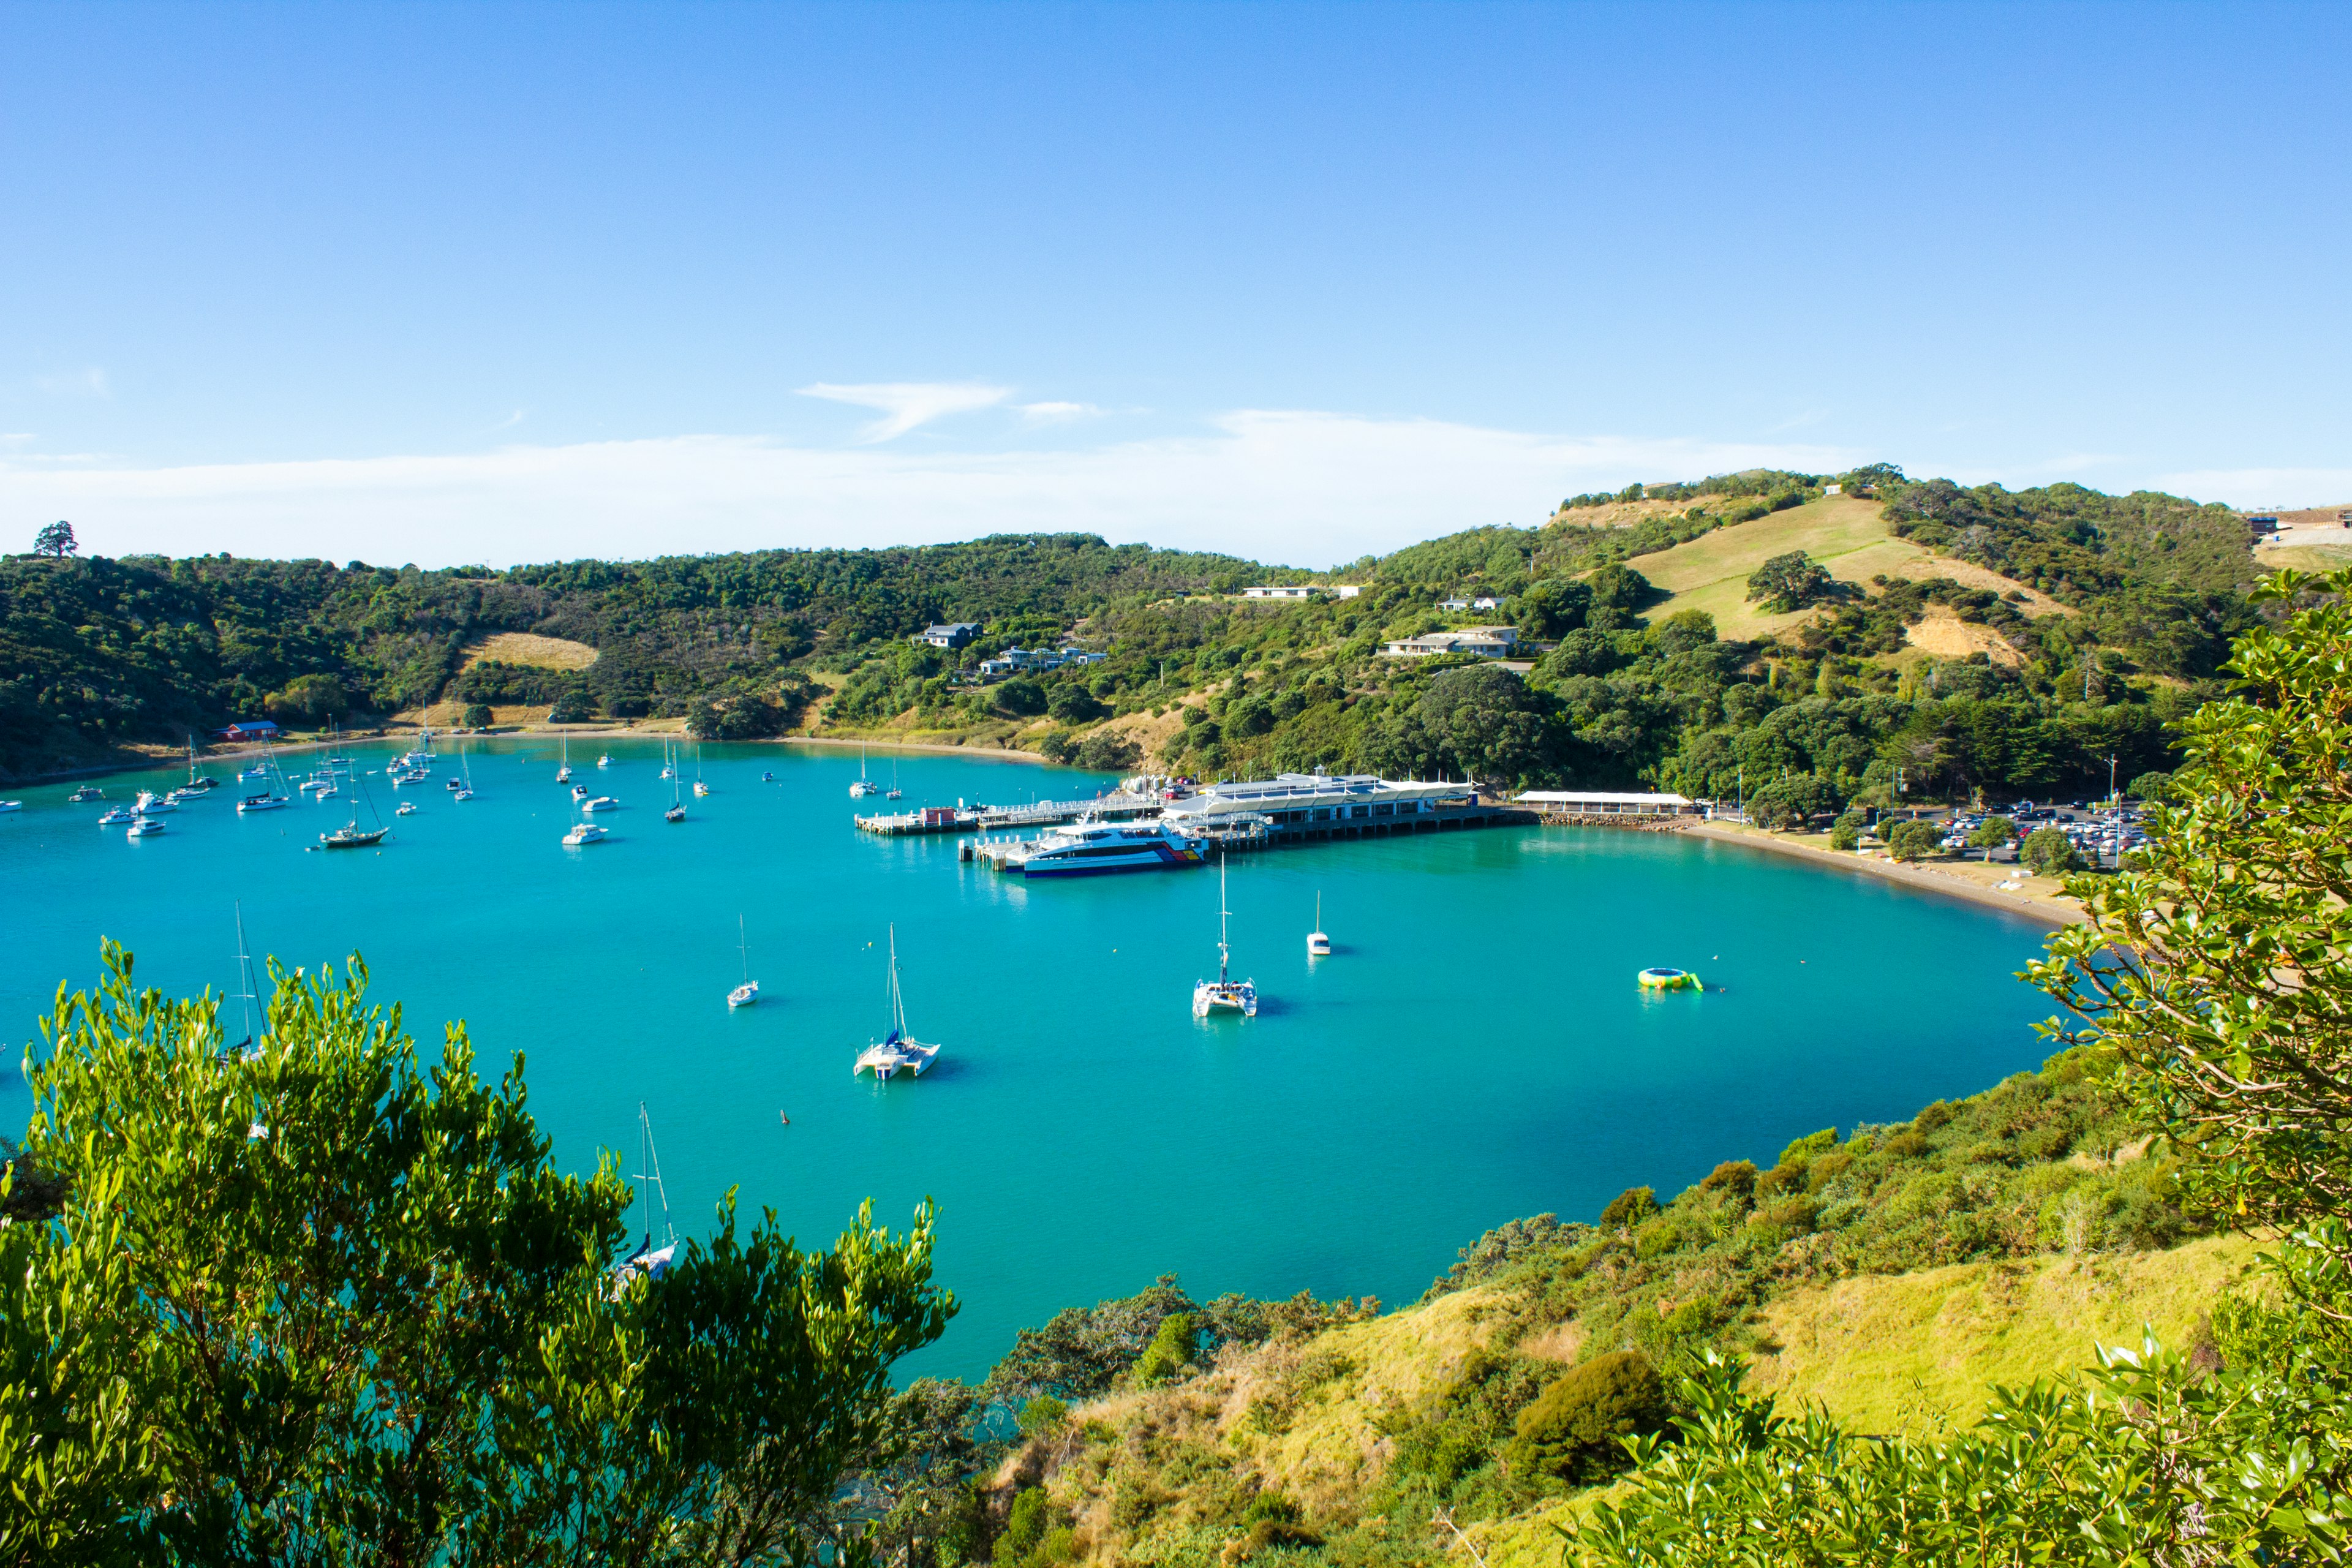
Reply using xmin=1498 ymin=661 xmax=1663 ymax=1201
xmin=1631 ymin=496 xmax=2061 ymax=641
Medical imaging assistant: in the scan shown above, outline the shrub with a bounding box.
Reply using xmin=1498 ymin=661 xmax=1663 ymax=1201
xmin=996 ymin=678 xmax=1048 ymax=717
xmin=1599 ymin=1186 xmax=1659 ymax=1230
xmin=1697 ymin=1161 xmax=1758 ymax=1200
xmin=995 ymin=1487 xmax=1052 ymax=1568
xmin=1073 ymin=731 xmax=1141 ymax=772
xmin=1777 ymin=1129 xmax=1838 ymax=1170
xmin=1049 ymin=684 xmax=1106 ymax=724
xmin=2124 ymin=768 xmax=2173 ymax=802
xmin=549 ymin=688 xmax=598 ymax=724
xmin=1880 ymin=1128 xmax=1928 ymax=1158
xmin=461 ymin=703 xmax=492 ymax=728
xmin=1507 ymin=1351 xmax=1668 ymax=1482
xmin=1134 ymin=1311 xmax=1196 ymax=1387
xmin=1017 ymin=1395 xmax=1068 ymax=1438
xmin=1754 ymin=1164 xmax=1805 ymax=1199
xmin=1828 ymin=815 xmax=1863 ymax=851
xmin=1752 ymin=1194 xmax=1820 ymax=1233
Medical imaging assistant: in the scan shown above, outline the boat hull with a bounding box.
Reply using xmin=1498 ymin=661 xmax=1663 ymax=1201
xmin=1019 ymin=844 xmax=1204 ymax=876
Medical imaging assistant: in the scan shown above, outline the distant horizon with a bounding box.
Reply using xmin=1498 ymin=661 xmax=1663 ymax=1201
xmin=11 ymin=439 xmax=2342 ymax=575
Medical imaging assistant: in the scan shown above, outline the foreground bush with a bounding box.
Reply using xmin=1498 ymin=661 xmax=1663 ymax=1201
xmin=1510 ymin=1351 xmax=1667 ymax=1483
xmin=0 ymin=944 xmax=953 ymax=1567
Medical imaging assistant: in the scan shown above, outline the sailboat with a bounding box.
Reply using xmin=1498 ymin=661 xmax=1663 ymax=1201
xmin=848 ymin=745 xmax=878 ymax=798
xmin=1308 ymin=892 xmax=1332 ymax=957
xmin=854 ymin=925 xmax=940 ymax=1080
xmin=179 ymin=737 xmax=219 ymax=793
xmin=611 ymin=1103 xmax=678 ymax=1289
xmin=236 ymin=747 xmax=293 ymax=813
xmin=693 ymin=744 xmax=711 ymax=797
xmin=557 ymin=732 xmax=573 ymax=784
xmin=885 ymin=757 xmax=903 ymax=801
xmin=728 ymin=914 xmax=760 ymax=1008
xmin=452 ymin=740 xmax=475 ymax=802
xmin=665 ymin=742 xmax=687 ymax=822
xmin=227 ymin=903 xmax=263 ymax=1058
xmin=318 ymin=766 xmax=390 ymax=848
xmin=1191 ymin=857 xmax=1259 ymax=1017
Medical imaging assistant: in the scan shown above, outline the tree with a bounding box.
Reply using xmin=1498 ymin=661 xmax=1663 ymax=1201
xmin=1827 ymin=812 xmax=1865 ymax=851
xmin=1515 ymin=578 xmax=1594 ymax=639
xmin=461 ymin=703 xmax=492 ymax=728
xmin=995 ymin=679 xmax=1047 ymax=717
xmin=2 ymin=943 xmax=954 ymax=1564
xmin=2125 ymin=768 xmax=2173 ymax=802
xmin=1965 ymin=814 xmax=2015 ymax=858
xmin=1883 ymin=819 xmax=1942 ymax=861
xmin=1509 ymin=1351 xmax=1667 ymax=1483
xmin=1744 ymin=551 xmax=1835 ymax=614
xmin=2032 ymin=567 xmax=2352 ymax=1272
xmin=2021 ymin=825 xmax=2079 ymax=876
xmin=1585 ymin=564 xmax=1656 ymax=631
xmin=264 ymin=673 xmax=352 ymax=726
xmin=31 ymin=521 xmax=77 ymax=557
xmin=1414 ymin=664 xmax=1562 ymax=788
xmin=1046 ymin=684 xmax=1103 ymax=725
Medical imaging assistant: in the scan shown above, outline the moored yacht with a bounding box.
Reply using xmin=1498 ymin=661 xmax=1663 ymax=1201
xmin=99 ymin=805 xmax=135 ymax=825
xmin=581 ymin=794 xmax=619 ymax=813
xmin=1010 ymin=818 xmax=1204 ymax=877
xmin=70 ymin=784 xmax=104 ymax=801
xmin=727 ymin=914 xmax=759 ymax=1008
xmin=1308 ymin=892 xmax=1332 ymax=957
xmin=127 ymin=816 xmax=167 ymax=839
xmin=134 ymin=790 xmax=176 ymax=814
xmin=563 ymin=820 xmax=608 ymax=846
xmin=1191 ymin=858 xmax=1258 ymax=1018
xmin=854 ymin=926 xmax=939 ymax=1080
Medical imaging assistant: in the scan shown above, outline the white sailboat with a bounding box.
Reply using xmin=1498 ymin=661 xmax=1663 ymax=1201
xmin=728 ymin=914 xmax=760 ymax=1008
xmin=452 ymin=740 xmax=475 ymax=802
xmin=848 ymin=745 xmax=878 ymax=798
xmin=886 ymin=757 xmax=903 ymax=801
xmin=1191 ymin=857 xmax=1258 ymax=1017
xmin=611 ymin=1103 xmax=678 ymax=1289
xmin=665 ymin=742 xmax=687 ymax=822
xmin=228 ymin=902 xmax=263 ymax=1058
xmin=1308 ymin=892 xmax=1332 ymax=957
xmin=693 ymin=744 xmax=710 ymax=797
xmin=854 ymin=925 xmax=940 ymax=1080
xmin=557 ymin=732 xmax=573 ymax=784
xmin=236 ymin=748 xmax=293 ymax=813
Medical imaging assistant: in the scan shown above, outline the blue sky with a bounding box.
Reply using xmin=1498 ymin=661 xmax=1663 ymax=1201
xmin=3 ymin=1 xmax=2346 ymax=567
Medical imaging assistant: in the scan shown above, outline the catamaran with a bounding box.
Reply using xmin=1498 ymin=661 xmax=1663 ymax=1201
xmin=848 ymin=745 xmax=878 ymax=798
xmin=611 ymin=1103 xmax=678 ymax=1289
xmin=557 ymin=733 xmax=573 ymax=784
xmin=1308 ymin=892 xmax=1332 ymax=957
xmin=1191 ymin=858 xmax=1258 ymax=1018
xmin=728 ymin=914 xmax=760 ymax=1008
xmin=854 ymin=925 xmax=940 ymax=1080
xmin=1009 ymin=817 xmax=1204 ymax=877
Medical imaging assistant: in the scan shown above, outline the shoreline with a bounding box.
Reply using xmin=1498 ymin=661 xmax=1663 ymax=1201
xmin=1684 ymin=822 xmax=2088 ymax=927
xmin=11 ymin=723 xmax=1061 ymax=787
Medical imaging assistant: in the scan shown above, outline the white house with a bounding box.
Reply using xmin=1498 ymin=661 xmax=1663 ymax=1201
xmin=1242 ymin=585 xmax=1321 ymax=600
xmin=1471 ymin=593 xmax=1502 ymax=610
xmin=1333 ymin=584 xmax=1362 ymax=598
xmin=910 ymin=621 xmax=981 ymax=649
xmin=1437 ymin=596 xmax=1469 ymax=611
xmin=1381 ymin=625 xmax=1520 ymax=659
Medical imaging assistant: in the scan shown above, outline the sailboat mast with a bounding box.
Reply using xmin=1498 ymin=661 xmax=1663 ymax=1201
xmin=739 ymin=914 xmax=749 ymax=984
xmin=1218 ymin=857 xmax=1231 ymax=984
xmin=233 ymin=900 xmax=259 ymax=1050
xmin=636 ymin=1101 xmax=674 ymax=1246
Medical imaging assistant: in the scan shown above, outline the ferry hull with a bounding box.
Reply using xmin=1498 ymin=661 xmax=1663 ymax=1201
xmin=1019 ymin=845 xmax=1204 ymax=877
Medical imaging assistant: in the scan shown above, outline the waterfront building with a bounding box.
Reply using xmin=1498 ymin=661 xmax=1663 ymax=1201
xmin=1160 ymin=771 xmax=1476 ymax=830
xmin=1514 ymin=790 xmax=1701 ymax=818
xmin=213 ymin=719 xmax=282 ymax=742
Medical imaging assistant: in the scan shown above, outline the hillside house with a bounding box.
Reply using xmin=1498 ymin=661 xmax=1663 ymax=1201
xmin=911 ymin=622 xmax=981 ymax=650
xmin=1241 ymin=585 xmax=1320 ymax=600
xmin=1381 ymin=625 xmax=1518 ymax=658
xmin=213 ymin=720 xmax=282 ymax=742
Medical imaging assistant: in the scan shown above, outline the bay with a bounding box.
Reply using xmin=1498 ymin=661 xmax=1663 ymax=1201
xmin=0 ymin=739 xmax=2057 ymax=1379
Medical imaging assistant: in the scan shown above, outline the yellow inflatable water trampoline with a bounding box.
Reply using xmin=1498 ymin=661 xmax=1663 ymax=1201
xmin=1635 ymin=967 xmax=1702 ymax=991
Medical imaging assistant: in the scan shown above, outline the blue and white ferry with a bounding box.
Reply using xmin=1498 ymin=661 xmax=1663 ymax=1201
xmin=1011 ymin=818 xmax=1205 ymax=877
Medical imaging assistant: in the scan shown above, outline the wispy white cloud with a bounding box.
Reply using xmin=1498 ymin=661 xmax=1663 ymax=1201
xmin=1017 ymin=400 xmax=1104 ymax=423
xmin=2155 ymin=466 xmax=2352 ymax=508
xmin=0 ymin=411 xmax=1860 ymax=568
xmin=32 ymin=367 xmax=109 ymax=398
xmin=487 ymin=407 xmax=527 ymax=432
xmin=796 ymin=380 xmax=1012 ymax=442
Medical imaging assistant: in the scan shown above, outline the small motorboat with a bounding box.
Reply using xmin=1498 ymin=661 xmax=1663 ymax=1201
xmin=571 ymin=783 xmax=589 ymax=801
xmin=445 ymin=778 xmax=464 ymax=791
xmin=760 ymin=771 xmax=774 ymax=783
xmin=581 ymin=795 xmax=619 ymax=813
xmin=127 ymin=816 xmax=167 ymax=838
xmin=1307 ymin=892 xmax=1331 ymax=957
xmin=563 ymin=821 xmax=609 ymax=846
xmin=98 ymin=805 xmax=135 ymax=825
xmin=396 ymin=801 xmax=418 ymax=816
xmin=597 ymin=754 xmax=613 ymax=768
xmin=134 ymin=791 xmax=176 ymax=814
xmin=0 ymin=800 xmax=20 ymax=813
xmin=70 ymin=785 xmax=104 ymax=802
xmin=693 ymin=780 xmax=711 ymax=797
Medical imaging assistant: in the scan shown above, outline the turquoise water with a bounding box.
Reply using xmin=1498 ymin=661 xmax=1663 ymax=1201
xmin=0 ymin=741 xmax=2060 ymax=1379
